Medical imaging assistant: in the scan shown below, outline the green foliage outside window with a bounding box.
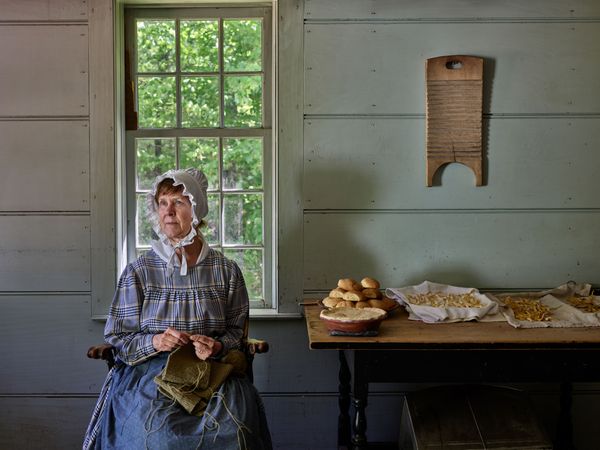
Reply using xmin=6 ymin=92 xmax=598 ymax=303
xmin=179 ymin=138 xmax=220 ymax=189
xmin=223 ymin=138 xmax=262 ymax=190
xmin=181 ymin=20 xmax=219 ymax=72
xmin=136 ymin=138 xmax=176 ymax=189
xmin=138 ymin=76 xmax=177 ymax=128
xmin=223 ymin=19 xmax=262 ymax=71
xmin=181 ymin=76 xmax=221 ymax=127
xmin=137 ymin=20 xmax=175 ymax=73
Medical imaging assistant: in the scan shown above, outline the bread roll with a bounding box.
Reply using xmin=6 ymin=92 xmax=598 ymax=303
xmin=335 ymin=300 xmax=355 ymax=308
xmin=337 ymin=278 xmax=358 ymax=291
xmin=369 ymin=297 xmax=397 ymax=311
xmin=322 ymin=297 xmax=343 ymax=308
xmin=352 ymin=282 xmax=364 ymax=292
xmin=343 ymin=290 xmax=366 ymax=302
xmin=380 ymin=296 xmax=397 ymax=311
xmin=361 ymin=277 xmax=380 ymax=289
xmin=362 ymin=288 xmax=382 ymax=299
xmin=355 ymin=301 xmax=370 ymax=309
xmin=329 ymin=287 xmax=346 ymax=299
xmin=367 ymin=299 xmax=385 ymax=309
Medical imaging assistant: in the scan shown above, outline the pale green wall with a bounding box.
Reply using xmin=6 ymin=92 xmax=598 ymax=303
xmin=298 ymin=0 xmax=600 ymax=295
xmin=1 ymin=1 xmax=600 ymax=449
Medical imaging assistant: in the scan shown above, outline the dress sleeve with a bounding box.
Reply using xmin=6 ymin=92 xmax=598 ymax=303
xmin=104 ymin=263 xmax=158 ymax=365
xmin=219 ymin=260 xmax=250 ymax=354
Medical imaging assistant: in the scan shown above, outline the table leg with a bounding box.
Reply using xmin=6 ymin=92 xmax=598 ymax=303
xmin=338 ymin=350 xmax=352 ymax=449
xmin=556 ymin=381 xmax=575 ymax=450
xmin=351 ymin=358 xmax=369 ymax=450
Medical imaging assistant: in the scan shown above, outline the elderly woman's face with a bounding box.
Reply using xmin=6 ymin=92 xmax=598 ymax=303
xmin=157 ymin=192 xmax=194 ymax=242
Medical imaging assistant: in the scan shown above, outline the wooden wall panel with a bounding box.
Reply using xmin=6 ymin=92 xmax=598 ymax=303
xmin=264 ymin=393 xmax=405 ymax=449
xmin=303 ymin=212 xmax=600 ymax=290
xmin=89 ymin=0 xmax=117 ymax=318
xmin=0 ymin=0 xmax=87 ymax=20
xmin=0 ymin=216 xmax=90 ymax=291
xmin=0 ymin=393 xmax=401 ymax=450
xmin=304 ymin=23 xmax=600 ymax=115
xmin=0 ymin=296 xmax=106 ymax=393
xmin=0 ymin=397 xmax=98 ymax=450
xmin=0 ymin=25 xmax=88 ymax=116
xmin=277 ymin=0 xmax=306 ymax=314
xmin=304 ymin=117 xmax=600 ymax=209
xmin=0 ymin=121 xmax=89 ymax=211
xmin=305 ymin=0 xmax=600 ymax=20
xmin=249 ymin=319 xmax=340 ymax=393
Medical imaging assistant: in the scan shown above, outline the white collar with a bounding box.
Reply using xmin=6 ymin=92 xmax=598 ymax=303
xmin=151 ymin=233 xmax=209 ymax=276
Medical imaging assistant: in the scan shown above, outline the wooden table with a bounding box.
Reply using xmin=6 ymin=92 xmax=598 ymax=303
xmin=304 ymin=303 xmax=600 ymax=450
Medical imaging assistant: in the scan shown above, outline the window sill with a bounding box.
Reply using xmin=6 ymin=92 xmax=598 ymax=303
xmin=92 ymin=309 xmax=302 ymax=322
xmin=249 ymin=308 xmax=302 ymax=319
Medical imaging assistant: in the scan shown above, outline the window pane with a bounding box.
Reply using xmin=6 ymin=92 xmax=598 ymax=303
xmin=224 ymin=248 xmax=263 ymax=301
xmin=181 ymin=20 xmax=219 ymax=72
xmin=223 ymin=193 xmax=263 ymax=245
xmin=136 ymin=193 xmax=156 ymax=247
xmin=204 ymin=193 xmax=220 ymax=245
xmin=224 ymin=76 xmax=262 ymax=127
xmin=223 ymin=138 xmax=263 ymax=190
xmin=136 ymin=138 xmax=176 ymax=189
xmin=181 ymin=76 xmax=220 ymax=128
xmin=138 ymin=76 xmax=177 ymax=128
xmin=179 ymin=138 xmax=220 ymax=190
xmin=136 ymin=20 xmax=176 ymax=73
xmin=223 ymin=19 xmax=262 ymax=72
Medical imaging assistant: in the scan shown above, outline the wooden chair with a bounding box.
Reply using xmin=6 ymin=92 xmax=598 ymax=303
xmin=87 ymin=319 xmax=269 ymax=382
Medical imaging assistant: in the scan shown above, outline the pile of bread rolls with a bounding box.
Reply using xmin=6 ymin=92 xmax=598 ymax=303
xmin=322 ymin=277 xmax=397 ymax=311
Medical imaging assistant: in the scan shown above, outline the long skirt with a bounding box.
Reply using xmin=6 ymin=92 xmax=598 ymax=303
xmin=83 ymin=354 xmax=272 ymax=450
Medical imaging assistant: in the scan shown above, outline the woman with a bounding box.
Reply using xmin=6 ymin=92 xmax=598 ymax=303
xmin=83 ymin=168 xmax=272 ymax=450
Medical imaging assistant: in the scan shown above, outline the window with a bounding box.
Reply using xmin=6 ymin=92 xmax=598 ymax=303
xmin=124 ymin=6 xmax=274 ymax=309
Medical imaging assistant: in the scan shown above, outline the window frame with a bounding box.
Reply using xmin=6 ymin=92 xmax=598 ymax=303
xmin=122 ymin=5 xmax=276 ymax=312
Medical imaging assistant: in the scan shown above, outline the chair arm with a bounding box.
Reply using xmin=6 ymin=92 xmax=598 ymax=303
xmin=87 ymin=343 xmax=116 ymax=368
xmin=245 ymin=338 xmax=269 ymax=355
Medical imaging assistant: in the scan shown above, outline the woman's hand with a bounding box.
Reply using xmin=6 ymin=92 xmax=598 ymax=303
xmin=152 ymin=327 xmax=190 ymax=352
xmin=190 ymin=334 xmax=223 ymax=360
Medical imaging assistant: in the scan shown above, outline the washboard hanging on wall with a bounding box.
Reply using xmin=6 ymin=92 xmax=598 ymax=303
xmin=425 ymin=55 xmax=484 ymax=186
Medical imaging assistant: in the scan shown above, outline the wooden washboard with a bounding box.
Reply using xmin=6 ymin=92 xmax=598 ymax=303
xmin=426 ymin=55 xmax=483 ymax=186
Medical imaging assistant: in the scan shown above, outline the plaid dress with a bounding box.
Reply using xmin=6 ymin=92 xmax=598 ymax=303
xmin=83 ymin=248 xmax=271 ymax=450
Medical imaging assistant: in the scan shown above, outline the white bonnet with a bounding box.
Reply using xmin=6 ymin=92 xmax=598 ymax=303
xmin=146 ymin=168 xmax=209 ymax=245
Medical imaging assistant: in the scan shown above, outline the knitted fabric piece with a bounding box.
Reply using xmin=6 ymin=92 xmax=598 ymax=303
xmin=154 ymin=344 xmax=247 ymax=416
